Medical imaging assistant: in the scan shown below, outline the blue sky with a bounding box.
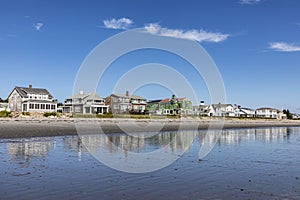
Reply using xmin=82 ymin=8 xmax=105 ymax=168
xmin=0 ymin=0 xmax=300 ymax=112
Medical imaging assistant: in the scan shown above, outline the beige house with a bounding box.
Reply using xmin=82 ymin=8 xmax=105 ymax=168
xmin=8 ymin=85 xmax=57 ymax=112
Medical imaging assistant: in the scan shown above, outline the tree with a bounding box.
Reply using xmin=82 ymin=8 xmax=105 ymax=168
xmin=0 ymin=98 xmax=8 ymax=103
xmin=283 ymin=109 xmax=293 ymax=119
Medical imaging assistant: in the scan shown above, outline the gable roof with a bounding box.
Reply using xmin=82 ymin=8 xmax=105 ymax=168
xmin=211 ymin=104 xmax=233 ymax=109
xmin=110 ymin=93 xmax=145 ymax=100
xmin=240 ymin=107 xmax=255 ymax=111
xmin=11 ymin=86 xmax=52 ymax=98
xmin=66 ymin=93 xmax=104 ymax=101
xmin=147 ymin=99 xmax=162 ymax=103
xmin=160 ymin=97 xmax=189 ymax=103
xmin=256 ymin=107 xmax=277 ymax=111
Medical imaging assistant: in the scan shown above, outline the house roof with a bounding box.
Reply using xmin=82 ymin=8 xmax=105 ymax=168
xmin=147 ymin=99 xmax=162 ymax=103
xmin=211 ymin=104 xmax=233 ymax=108
xmin=110 ymin=93 xmax=146 ymax=100
xmin=12 ymin=86 xmax=52 ymax=98
xmin=199 ymin=105 xmax=209 ymax=108
xmin=240 ymin=107 xmax=255 ymax=111
xmin=66 ymin=93 xmax=104 ymax=101
xmin=160 ymin=97 xmax=188 ymax=103
xmin=256 ymin=107 xmax=277 ymax=111
xmin=130 ymin=95 xmax=146 ymax=100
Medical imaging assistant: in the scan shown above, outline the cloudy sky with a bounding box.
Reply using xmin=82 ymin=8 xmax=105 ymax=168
xmin=0 ymin=0 xmax=299 ymax=112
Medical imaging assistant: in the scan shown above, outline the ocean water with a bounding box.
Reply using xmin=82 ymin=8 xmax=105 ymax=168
xmin=0 ymin=127 xmax=299 ymax=200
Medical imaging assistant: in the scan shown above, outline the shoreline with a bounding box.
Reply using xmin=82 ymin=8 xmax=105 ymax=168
xmin=0 ymin=118 xmax=300 ymax=139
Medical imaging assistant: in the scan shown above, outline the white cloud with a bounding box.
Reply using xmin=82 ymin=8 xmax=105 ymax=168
xmin=144 ymin=23 xmax=229 ymax=43
xmin=33 ymin=23 xmax=43 ymax=31
xmin=239 ymin=0 xmax=262 ymax=4
xmin=103 ymin=17 xmax=133 ymax=30
xmin=269 ymin=42 xmax=300 ymax=52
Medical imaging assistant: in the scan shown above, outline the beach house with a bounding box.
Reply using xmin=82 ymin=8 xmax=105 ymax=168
xmin=148 ymin=95 xmax=193 ymax=116
xmin=62 ymin=92 xmax=109 ymax=114
xmin=8 ymin=85 xmax=57 ymax=113
xmin=106 ymin=91 xmax=147 ymax=114
xmin=147 ymin=99 xmax=163 ymax=115
xmin=211 ymin=103 xmax=235 ymax=117
xmin=129 ymin=93 xmax=147 ymax=114
xmin=235 ymin=107 xmax=256 ymax=118
xmin=255 ymin=108 xmax=278 ymax=118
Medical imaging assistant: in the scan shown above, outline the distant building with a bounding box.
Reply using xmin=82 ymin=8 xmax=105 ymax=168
xmin=255 ymin=108 xmax=278 ymax=119
xmin=8 ymin=85 xmax=57 ymax=112
xmin=106 ymin=91 xmax=147 ymax=114
xmin=292 ymin=113 xmax=300 ymax=120
xmin=63 ymin=92 xmax=108 ymax=114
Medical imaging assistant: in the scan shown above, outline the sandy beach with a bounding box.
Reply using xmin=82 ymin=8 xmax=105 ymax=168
xmin=1 ymin=117 xmax=300 ymax=139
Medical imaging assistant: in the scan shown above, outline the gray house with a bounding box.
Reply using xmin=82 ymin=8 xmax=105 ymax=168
xmin=63 ymin=92 xmax=109 ymax=114
xmin=106 ymin=91 xmax=147 ymax=114
xmin=8 ymin=85 xmax=57 ymax=112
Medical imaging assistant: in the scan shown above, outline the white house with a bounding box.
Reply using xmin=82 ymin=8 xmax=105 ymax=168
xmin=255 ymin=108 xmax=278 ymax=119
xmin=292 ymin=113 xmax=300 ymax=119
xmin=235 ymin=107 xmax=256 ymax=118
xmin=8 ymin=85 xmax=57 ymax=113
xmin=211 ymin=103 xmax=235 ymax=117
xmin=63 ymin=92 xmax=109 ymax=114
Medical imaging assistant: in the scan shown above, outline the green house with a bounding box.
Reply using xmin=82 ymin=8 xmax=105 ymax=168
xmin=147 ymin=95 xmax=193 ymax=115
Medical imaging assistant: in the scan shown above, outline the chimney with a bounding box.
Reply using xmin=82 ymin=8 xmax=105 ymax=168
xmin=200 ymin=101 xmax=205 ymax=106
xmin=29 ymin=84 xmax=32 ymax=89
xmin=126 ymin=91 xmax=129 ymax=97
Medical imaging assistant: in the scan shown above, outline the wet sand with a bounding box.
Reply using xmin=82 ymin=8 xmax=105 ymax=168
xmin=1 ymin=118 xmax=300 ymax=139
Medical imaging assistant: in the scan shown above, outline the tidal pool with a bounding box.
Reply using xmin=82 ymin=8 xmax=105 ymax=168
xmin=0 ymin=127 xmax=299 ymax=200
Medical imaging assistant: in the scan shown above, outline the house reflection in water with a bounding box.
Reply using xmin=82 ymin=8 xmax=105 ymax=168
xmin=7 ymin=138 xmax=53 ymax=161
xmin=214 ymin=127 xmax=291 ymax=146
xmin=79 ymin=131 xmax=198 ymax=157
xmin=4 ymin=127 xmax=293 ymax=162
xmin=63 ymin=136 xmax=83 ymax=161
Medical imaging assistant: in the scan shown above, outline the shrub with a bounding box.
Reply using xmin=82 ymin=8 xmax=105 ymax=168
xmin=43 ymin=112 xmax=58 ymax=117
xmin=96 ymin=112 xmax=114 ymax=118
xmin=22 ymin=112 xmax=30 ymax=116
xmin=0 ymin=110 xmax=10 ymax=117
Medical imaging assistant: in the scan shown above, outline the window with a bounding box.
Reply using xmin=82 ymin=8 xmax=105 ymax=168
xmin=35 ymin=104 xmax=40 ymax=109
xmin=41 ymin=104 xmax=45 ymax=109
xmin=74 ymin=106 xmax=81 ymax=113
xmin=29 ymin=104 xmax=34 ymax=109
xmin=51 ymin=105 xmax=56 ymax=110
xmin=46 ymin=104 xmax=50 ymax=109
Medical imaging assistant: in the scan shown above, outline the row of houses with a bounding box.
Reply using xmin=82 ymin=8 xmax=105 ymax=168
xmin=2 ymin=84 xmax=298 ymax=119
xmin=193 ymin=102 xmax=287 ymax=119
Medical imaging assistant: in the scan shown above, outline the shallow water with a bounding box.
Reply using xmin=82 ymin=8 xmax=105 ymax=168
xmin=0 ymin=127 xmax=300 ymax=200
